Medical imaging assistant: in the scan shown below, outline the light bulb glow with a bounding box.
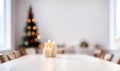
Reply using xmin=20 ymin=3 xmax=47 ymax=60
xmin=32 ymin=18 xmax=35 ymax=22
xmin=27 ymin=26 xmax=31 ymax=30
xmin=31 ymin=32 xmax=35 ymax=35
xmin=37 ymin=35 xmax=41 ymax=39
xmin=33 ymin=26 xmax=37 ymax=30
xmin=27 ymin=19 xmax=31 ymax=23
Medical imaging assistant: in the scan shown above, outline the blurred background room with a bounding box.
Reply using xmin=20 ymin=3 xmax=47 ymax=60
xmin=0 ymin=0 xmax=120 ymax=71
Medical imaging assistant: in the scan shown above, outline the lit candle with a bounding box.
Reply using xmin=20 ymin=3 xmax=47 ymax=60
xmin=45 ymin=40 xmax=51 ymax=47
xmin=43 ymin=40 xmax=57 ymax=57
xmin=50 ymin=41 xmax=56 ymax=57
xmin=43 ymin=46 xmax=51 ymax=57
xmin=52 ymin=41 xmax=56 ymax=48
xmin=48 ymin=40 xmax=51 ymax=43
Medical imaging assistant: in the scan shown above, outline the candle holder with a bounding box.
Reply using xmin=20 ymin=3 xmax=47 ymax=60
xmin=43 ymin=40 xmax=57 ymax=58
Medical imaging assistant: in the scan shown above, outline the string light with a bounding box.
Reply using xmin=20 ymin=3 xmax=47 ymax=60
xmin=27 ymin=32 xmax=31 ymax=36
xmin=29 ymin=38 xmax=35 ymax=43
xmin=32 ymin=18 xmax=35 ymax=22
xmin=27 ymin=26 xmax=31 ymax=30
xmin=37 ymin=35 xmax=41 ymax=39
xmin=38 ymin=44 xmax=42 ymax=48
xmin=33 ymin=26 xmax=37 ymax=30
xmin=36 ymin=33 xmax=38 ymax=36
xmin=27 ymin=19 xmax=31 ymax=23
xmin=24 ymin=41 xmax=29 ymax=46
xmin=31 ymin=31 xmax=35 ymax=35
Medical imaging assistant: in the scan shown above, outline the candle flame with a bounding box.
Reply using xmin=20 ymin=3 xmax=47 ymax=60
xmin=48 ymin=40 xmax=51 ymax=43
xmin=52 ymin=41 xmax=55 ymax=44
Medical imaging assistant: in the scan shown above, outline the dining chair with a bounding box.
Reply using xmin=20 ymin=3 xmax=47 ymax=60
xmin=35 ymin=48 xmax=43 ymax=54
xmin=20 ymin=47 xmax=27 ymax=56
xmin=117 ymin=59 xmax=120 ymax=64
xmin=13 ymin=51 xmax=20 ymax=58
xmin=57 ymin=49 xmax=65 ymax=54
xmin=0 ymin=54 xmax=5 ymax=63
xmin=93 ymin=49 xmax=104 ymax=58
xmin=103 ymin=53 xmax=114 ymax=61
xmin=35 ymin=48 xmax=39 ymax=54
xmin=6 ymin=54 xmax=13 ymax=61
xmin=61 ymin=50 xmax=65 ymax=54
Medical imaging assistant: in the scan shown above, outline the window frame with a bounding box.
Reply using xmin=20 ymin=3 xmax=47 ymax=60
xmin=0 ymin=0 xmax=11 ymax=51
xmin=109 ymin=0 xmax=120 ymax=50
xmin=116 ymin=0 xmax=120 ymax=37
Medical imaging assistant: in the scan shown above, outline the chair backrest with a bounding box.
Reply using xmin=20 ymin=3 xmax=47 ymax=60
xmin=0 ymin=55 xmax=5 ymax=63
xmin=57 ymin=49 xmax=65 ymax=54
xmin=20 ymin=47 xmax=27 ymax=56
xmin=61 ymin=50 xmax=65 ymax=54
xmin=6 ymin=54 xmax=12 ymax=61
xmin=93 ymin=49 xmax=104 ymax=58
xmin=103 ymin=53 xmax=114 ymax=61
xmin=117 ymin=59 xmax=120 ymax=64
xmin=35 ymin=48 xmax=39 ymax=54
xmin=13 ymin=51 xmax=20 ymax=58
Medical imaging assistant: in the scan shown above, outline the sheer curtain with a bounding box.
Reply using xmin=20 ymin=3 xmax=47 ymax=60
xmin=115 ymin=0 xmax=120 ymax=48
xmin=116 ymin=0 xmax=120 ymax=37
xmin=0 ymin=0 xmax=5 ymax=46
xmin=0 ymin=0 xmax=11 ymax=50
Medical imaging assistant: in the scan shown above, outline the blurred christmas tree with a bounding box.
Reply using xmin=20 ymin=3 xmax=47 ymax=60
xmin=22 ymin=6 xmax=42 ymax=48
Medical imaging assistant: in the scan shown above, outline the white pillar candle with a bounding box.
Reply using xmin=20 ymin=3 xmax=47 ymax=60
xmin=43 ymin=46 xmax=50 ymax=57
xmin=43 ymin=40 xmax=57 ymax=57
xmin=50 ymin=41 xmax=57 ymax=57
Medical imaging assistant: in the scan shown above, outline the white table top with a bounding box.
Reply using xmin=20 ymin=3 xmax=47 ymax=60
xmin=0 ymin=54 xmax=120 ymax=71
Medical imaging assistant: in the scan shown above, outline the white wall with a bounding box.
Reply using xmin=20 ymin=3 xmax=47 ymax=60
xmin=15 ymin=0 xmax=109 ymax=49
xmin=11 ymin=0 xmax=16 ymax=50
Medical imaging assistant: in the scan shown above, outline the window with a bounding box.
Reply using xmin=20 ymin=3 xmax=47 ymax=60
xmin=115 ymin=0 xmax=120 ymax=48
xmin=109 ymin=0 xmax=116 ymax=49
xmin=110 ymin=0 xmax=120 ymax=49
xmin=0 ymin=0 xmax=5 ymax=45
xmin=116 ymin=0 xmax=120 ymax=37
xmin=0 ymin=0 xmax=11 ymax=50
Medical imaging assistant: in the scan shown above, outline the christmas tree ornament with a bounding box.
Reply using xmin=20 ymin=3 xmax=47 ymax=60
xmin=36 ymin=33 xmax=38 ymax=36
xmin=31 ymin=31 xmax=35 ymax=35
xmin=37 ymin=35 xmax=41 ymax=39
xmin=29 ymin=38 xmax=35 ymax=44
xmin=35 ymin=38 xmax=38 ymax=42
xmin=27 ymin=26 xmax=31 ymax=30
xmin=24 ymin=41 xmax=29 ymax=46
xmin=21 ymin=6 xmax=42 ymax=48
xmin=24 ymin=36 xmax=29 ymax=40
xmin=38 ymin=44 xmax=42 ymax=48
xmin=27 ymin=19 xmax=31 ymax=23
xmin=32 ymin=18 xmax=35 ymax=22
xmin=33 ymin=26 xmax=37 ymax=30
xmin=27 ymin=32 xmax=31 ymax=36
